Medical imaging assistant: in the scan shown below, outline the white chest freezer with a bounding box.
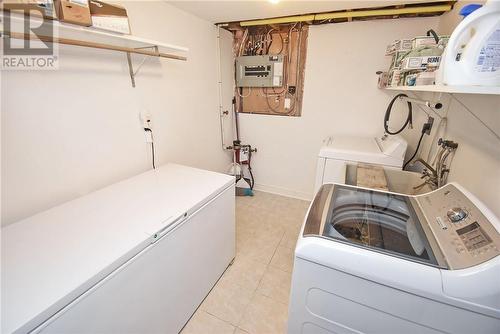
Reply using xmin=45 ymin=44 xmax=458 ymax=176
xmin=314 ymin=135 xmax=407 ymax=192
xmin=1 ymin=164 xmax=235 ymax=334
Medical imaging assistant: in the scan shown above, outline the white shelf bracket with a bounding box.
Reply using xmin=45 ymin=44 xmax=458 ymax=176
xmin=126 ymin=46 xmax=160 ymax=88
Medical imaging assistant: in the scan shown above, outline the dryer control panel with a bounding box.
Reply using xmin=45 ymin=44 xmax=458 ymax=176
xmin=418 ymin=184 xmax=500 ymax=270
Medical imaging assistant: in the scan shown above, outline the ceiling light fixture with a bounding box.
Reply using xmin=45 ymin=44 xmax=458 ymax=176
xmin=268 ymin=0 xmax=280 ymax=4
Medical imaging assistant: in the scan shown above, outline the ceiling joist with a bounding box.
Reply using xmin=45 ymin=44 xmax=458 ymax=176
xmin=219 ymin=1 xmax=455 ymax=29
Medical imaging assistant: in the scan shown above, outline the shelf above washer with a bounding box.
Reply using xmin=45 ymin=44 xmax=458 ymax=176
xmin=384 ymin=84 xmax=500 ymax=95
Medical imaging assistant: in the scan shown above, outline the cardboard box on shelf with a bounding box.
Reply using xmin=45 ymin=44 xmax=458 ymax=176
xmin=385 ymin=39 xmax=412 ymax=55
xmin=412 ymin=35 xmax=450 ymax=49
xmin=389 ymin=51 xmax=407 ymax=71
xmin=55 ymin=0 xmax=91 ymax=26
xmin=401 ymin=55 xmax=441 ymax=72
xmin=388 ymin=69 xmax=402 ymax=87
xmin=2 ymin=0 xmax=57 ymax=19
xmin=415 ymin=71 xmax=436 ymax=86
xmin=412 ymin=36 xmax=437 ymax=48
xmin=89 ymin=1 xmax=130 ymax=34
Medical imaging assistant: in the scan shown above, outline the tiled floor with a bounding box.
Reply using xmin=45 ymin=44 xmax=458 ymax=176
xmin=182 ymin=191 xmax=310 ymax=334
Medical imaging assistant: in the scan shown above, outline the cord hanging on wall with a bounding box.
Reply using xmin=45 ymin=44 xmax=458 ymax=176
xmin=140 ymin=111 xmax=156 ymax=169
xmin=144 ymin=128 xmax=156 ymax=169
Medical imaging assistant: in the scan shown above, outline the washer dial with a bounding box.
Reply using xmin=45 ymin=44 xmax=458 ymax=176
xmin=447 ymin=207 xmax=468 ymax=223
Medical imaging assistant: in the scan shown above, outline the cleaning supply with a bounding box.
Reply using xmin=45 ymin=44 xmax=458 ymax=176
xmin=438 ymin=1 xmax=500 ymax=86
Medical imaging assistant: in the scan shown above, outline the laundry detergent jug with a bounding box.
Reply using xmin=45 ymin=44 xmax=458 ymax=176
xmin=439 ymin=1 xmax=500 ymax=86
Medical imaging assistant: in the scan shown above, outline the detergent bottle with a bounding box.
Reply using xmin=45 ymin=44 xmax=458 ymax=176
xmin=439 ymin=1 xmax=500 ymax=86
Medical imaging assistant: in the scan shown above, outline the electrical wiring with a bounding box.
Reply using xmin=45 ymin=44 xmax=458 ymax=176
xmin=235 ymin=22 xmax=304 ymax=116
xmin=403 ymin=131 xmax=425 ymax=170
xmin=237 ymin=87 xmax=252 ymax=98
xmin=151 ymin=141 xmax=156 ymax=169
xmin=144 ymin=128 xmax=156 ymax=169
xmin=265 ymin=93 xmax=282 ymax=114
xmin=238 ymin=29 xmax=248 ymax=56
xmin=266 ymin=28 xmax=284 ymax=55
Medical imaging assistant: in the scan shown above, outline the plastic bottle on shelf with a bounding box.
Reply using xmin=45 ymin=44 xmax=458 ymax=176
xmin=437 ymin=1 xmax=500 ymax=87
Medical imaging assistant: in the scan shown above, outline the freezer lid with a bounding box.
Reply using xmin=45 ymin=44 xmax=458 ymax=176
xmin=1 ymin=164 xmax=234 ymax=334
xmin=319 ymin=135 xmax=407 ymax=166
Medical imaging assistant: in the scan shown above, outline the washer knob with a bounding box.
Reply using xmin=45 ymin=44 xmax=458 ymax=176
xmin=447 ymin=207 xmax=468 ymax=223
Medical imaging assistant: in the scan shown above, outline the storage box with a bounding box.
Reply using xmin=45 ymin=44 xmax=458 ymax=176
xmin=388 ymin=69 xmax=402 ymax=87
xmin=401 ymin=56 xmax=441 ymax=71
xmin=412 ymin=35 xmax=449 ymax=49
xmin=377 ymin=71 xmax=389 ymax=88
xmin=412 ymin=36 xmax=437 ymax=49
xmin=89 ymin=1 xmax=130 ymax=34
xmin=385 ymin=39 xmax=412 ymax=55
xmin=55 ymin=0 xmax=91 ymax=26
xmin=389 ymin=51 xmax=407 ymax=70
xmin=415 ymin=71 xmax=436 ymax=86
xmin=2 ymin=0 xmax=57 ymax=19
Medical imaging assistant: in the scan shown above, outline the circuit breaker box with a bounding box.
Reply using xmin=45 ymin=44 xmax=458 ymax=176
xmin=235 ymin=55 xmax=284 ymax=87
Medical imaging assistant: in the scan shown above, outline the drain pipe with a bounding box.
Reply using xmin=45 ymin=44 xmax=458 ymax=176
xmin=216 ymin=24 xmax=231 ymax=150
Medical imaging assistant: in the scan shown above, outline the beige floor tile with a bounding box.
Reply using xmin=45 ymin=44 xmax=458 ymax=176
xmin=257 ymin=266 xmax=292 ymax=305
xmin=279 ymin=230 xmax=299 ymax=250
xmin=201 ymin=279 xmax=255 ymax=326
xmin=181 ymin=310 xmax=235 ymax=334
xmin=220 ymin=258 xmax=267 ymax=291
xmin=239 ymin=293 xmax=289 ymax=334
xmin=185 ymin=191 xmax=308 ymax=332
xmin=236 ymin=240 xmax=278 ymax=265
xmin=270 ymin=246 xmax=295 ymax=273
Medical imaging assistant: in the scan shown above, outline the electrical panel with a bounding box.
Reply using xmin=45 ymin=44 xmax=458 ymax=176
xmin=235 ymin=55 xmax=284 ymax=87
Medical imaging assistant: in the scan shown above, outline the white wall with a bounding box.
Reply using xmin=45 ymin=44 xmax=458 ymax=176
xmin=1 ymin=1 xmax=234 ymax=225
xmin=419 ymin=0 xmax=500 ymax=217
xmin=237 ymin=17 xmax=441 ymax=200
xmin=238 ymin=4 xmax=500 ymax=218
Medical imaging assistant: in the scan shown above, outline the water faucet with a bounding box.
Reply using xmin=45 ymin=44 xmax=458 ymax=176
xmin=412 ymin=158 xmax=438 ymax=190
xmin=414 ymin=158 xmax=437 ymax=178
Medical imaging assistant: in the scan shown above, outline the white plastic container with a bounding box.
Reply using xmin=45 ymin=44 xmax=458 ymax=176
xmin=439 ymin=1 xmax=500 ymax=86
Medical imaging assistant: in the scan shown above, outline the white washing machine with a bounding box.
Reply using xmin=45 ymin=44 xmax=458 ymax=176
xmin=314 ymin=135 xmax=407 ymax=192
xmin=288 ymin=182 xmax=500 ymax=334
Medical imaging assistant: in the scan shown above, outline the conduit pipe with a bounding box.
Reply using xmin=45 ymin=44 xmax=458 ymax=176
xmin=216 ymin=24 xmax=230 ymax=150
xmin=239 ymin=4 xmax=452 ymax=27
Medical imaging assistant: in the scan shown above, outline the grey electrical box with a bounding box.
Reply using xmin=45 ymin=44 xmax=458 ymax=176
xmin=235 ymin=55 xmax=284 ymax=87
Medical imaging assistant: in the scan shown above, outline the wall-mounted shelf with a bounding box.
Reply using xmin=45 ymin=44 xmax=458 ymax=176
xmin=1 ymin=12 xmax=188 ymax=86
xmin=385 ymin=84 xmax=500 ymax=95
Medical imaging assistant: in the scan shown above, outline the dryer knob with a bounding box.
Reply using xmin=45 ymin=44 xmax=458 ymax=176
xmin=447 ymin=207 xmax=468 ymax=223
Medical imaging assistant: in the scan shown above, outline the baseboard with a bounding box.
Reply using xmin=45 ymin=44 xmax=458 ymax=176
xmin=253 ymin=183 xmax=313 ymax=202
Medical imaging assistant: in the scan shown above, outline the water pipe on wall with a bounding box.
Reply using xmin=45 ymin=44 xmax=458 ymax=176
xmin=216 ymin=24 xmax=231 ymax=150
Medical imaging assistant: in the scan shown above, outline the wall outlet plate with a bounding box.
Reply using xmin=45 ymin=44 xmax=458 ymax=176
xmin=139 ymin=110 xmax=152 ymax=129
xmin=424 ymin=116 xmax=434 ymax=135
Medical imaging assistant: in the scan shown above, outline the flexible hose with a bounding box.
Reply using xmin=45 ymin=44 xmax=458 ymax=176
xmin=384 ymin=94 xmax=412 ymax=135
xmin=403 ymin=131 xmax=425 ymax=169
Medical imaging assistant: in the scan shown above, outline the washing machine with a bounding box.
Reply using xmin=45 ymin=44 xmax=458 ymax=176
xmin=288 ymin=182 xmax=500 ymax=334
xmin=314 ymin=135 xmax=407 ymax=192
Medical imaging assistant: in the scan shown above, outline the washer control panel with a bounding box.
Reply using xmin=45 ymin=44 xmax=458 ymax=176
xmin=418 ymin=184 xmax=500 ymax=270
xmin=447 ymin=207 xmax=468 ymax=223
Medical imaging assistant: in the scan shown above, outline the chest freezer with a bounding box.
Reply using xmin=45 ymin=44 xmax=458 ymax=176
xmin=1 ymin=164 xmax=235 ymax=334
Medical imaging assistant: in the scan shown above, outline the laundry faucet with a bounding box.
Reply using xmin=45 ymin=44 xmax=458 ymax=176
xmin=413 ymin=158 xmax=439 ymax=190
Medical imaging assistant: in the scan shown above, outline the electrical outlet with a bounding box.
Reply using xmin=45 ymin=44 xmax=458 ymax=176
xmin=423 ymin=116 xmax=434 ymax=135
xmin=139 ymin=110 xmax=152 ymax=129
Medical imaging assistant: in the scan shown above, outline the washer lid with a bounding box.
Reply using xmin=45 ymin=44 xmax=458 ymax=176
xmin=319 ymin=135 xmax=407 ymax=167
xmin=303 ymin=184 xmax=442 ymax=268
